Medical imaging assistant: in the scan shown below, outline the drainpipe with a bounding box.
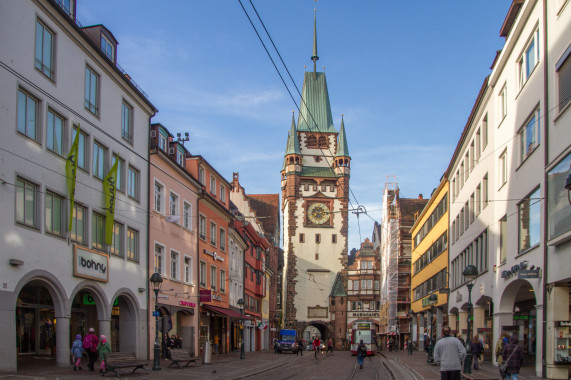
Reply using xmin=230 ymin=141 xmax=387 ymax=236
xmin=541 ymin=0 xmax=549 ymax=377
xmin=196 ymin=188 xmax=204 ymax=358
xmin=146 ymin=112 xmax=156 ymax=359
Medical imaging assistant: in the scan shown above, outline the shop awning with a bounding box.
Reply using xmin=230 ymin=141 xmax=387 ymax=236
xmin=202 ymin=304 xmax=252 ymax=319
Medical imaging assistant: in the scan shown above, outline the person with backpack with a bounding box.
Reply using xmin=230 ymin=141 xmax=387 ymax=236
xmin=501 ymin=335 xmax=524 ymax=380
xmin=82 ymin=328 xmax=99 ymax=372
xmin=97 ymin=335 xmax=111 ymax=374
xmin=495 ymin=332 xmax=508 ymax=365
xmin=356 ymin=340 xmax=367 ymax=369
xmin=71 ymin=334 xmax=83 ymax=371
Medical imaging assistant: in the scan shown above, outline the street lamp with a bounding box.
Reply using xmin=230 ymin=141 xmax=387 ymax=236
xmin=237 ymin=298 xmax=245 ymax=359
xmin=408 ymin=309 xmax=415 ymax=355
xmin=427 ymin=293 xmax=438 ymax=363
xmin=463 ymin=264 xmax=479 ymax=374
xmin=150 ymin=272 xmax=163 ymax=371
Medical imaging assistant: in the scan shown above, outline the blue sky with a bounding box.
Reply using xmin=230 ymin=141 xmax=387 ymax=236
xmin=79 ymin=1 xmax=511 ymax=251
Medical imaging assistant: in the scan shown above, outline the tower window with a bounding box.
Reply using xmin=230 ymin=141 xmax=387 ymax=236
xmin=332 ymin=234 xmax=337 ymax=243
xmin=299 ymin=233 xmax=305 ymax=243
xmin=307 ymin=135 xmax=317 ymax=148
xmin=315 ymin=253 xmax=319 ymax=260
xmin=318 ymin=136 xmax=327 ymax=148
xmin=315 ymin=234 xmax=321 ymax=243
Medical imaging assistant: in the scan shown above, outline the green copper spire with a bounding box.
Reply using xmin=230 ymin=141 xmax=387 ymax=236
xmin=285 ymin=112 xmax=301 ymax=155
xmin=311 ymin=10 xmax=319 ymax=73
xmin=336 ymin=115 xmax=350 ymax=158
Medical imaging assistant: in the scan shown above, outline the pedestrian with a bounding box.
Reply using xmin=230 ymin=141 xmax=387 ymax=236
xmin=296 ymin=338 xmax=304 ymax=356
xmin=495 ymin=332 xmax=507 ymax=365
xmin=424 ymin=334 xmax=429 ymax=352
xmin=71 ymin=334 xmax=83 ymax=371
xmin=356 ymin=339 xmax=367 ymax=369
xmin=174 ymin=334 xmax=183 ymax=349
xmin=214 ymin=334 xmax=220 ymax=355
xmin=327 ymin=338 xmax=334 ymax=354
xmin=273 ymin=337 xmax=278 ymax=354
xmin=82 ymin=327 xmax=99 ymax=372
xmin=388 ymin=337 xmax=394 ymax=352
xmin=313 ymin=337 xmax=320 ymax=359
xmin=433 ymin=325 xmax=467 ymax=380
xmin=501 ymin=335 xmax=524 ymax=380
xmin=97 ymin=335 xmax=111 ymax=374
xmin=471 ymin=334 xmax=483 ymax=370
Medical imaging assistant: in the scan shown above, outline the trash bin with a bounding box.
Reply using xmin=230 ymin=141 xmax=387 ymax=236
xmin=202 ymin=341 xmax=211 ymax=364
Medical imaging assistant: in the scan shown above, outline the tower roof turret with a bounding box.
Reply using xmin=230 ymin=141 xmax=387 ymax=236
xmin=311 ymin=10 xmax=319 ymax=72
xmin=285 ymin=112 xmax=301 ymax=155
xmin=335 ymin=115 xmax=350 ymax=158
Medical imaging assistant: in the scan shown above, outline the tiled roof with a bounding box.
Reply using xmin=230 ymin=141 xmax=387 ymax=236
xmin=301 ymin=166 xmax=336 ymax=178
xmin=329 ymin=273 xmax=346 ymax=297
xmin=248 ymin=194 xmax=279 ymax=238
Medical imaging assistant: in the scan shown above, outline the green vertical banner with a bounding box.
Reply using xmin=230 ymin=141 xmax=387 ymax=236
xmin=103 ymin=156 xmax=119 ymax=245
xmin=66 ymin=125 xmax=80 ymax=231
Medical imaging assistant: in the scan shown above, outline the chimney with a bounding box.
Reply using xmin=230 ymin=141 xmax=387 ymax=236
xmin=418 ymin=194 xmax=423 ymax=199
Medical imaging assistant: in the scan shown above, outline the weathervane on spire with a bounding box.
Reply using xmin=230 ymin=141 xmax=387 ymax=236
xmin=311 ymin=2 xmax=319 ymax=73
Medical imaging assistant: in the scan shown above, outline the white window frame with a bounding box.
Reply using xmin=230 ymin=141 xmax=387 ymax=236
xmin=111 ymin=221 xmax=124 ymax=257
xmin=518 ymin=29 xmax=540 ymax=89
xmin=72 ymin=126 xmax=88 ymax=171
xmin=210 ymin=175 xmax=216 ymax=195
xmin=176 ymin=150 xmax=184 ymax=166
xmin=183 ymin=201 xmax=192 ymax=230
xmin=518 ymin=187 xmax=541 ymax=253
xmin=45 ymin=190 xmax=65 ymax=237
xmin=92 ymin=140 xmax=107 ymax=180
xmin=84 ymin=66 xmax=99 ymax=115
xmin=92 ymin=211 xmax=106 ymax=251
xmin=519 ymin=107 xmax=540 ymax=162
xmin=199 ymin=214 xmax=206 ymax=240
xmin=112 ymin=154 xmax=124 ymax=193
xmin=46 ymin=109 xmax=65 ymax=156
xmin=154 ymin=180 xmax=164 ymax=213
xmin=220 ymin=184 xmax=226 ymax=202
xmin=154 ymin=242 xmax=165 ymax=275
xmin=127 ymin=227 xmax=139 ymax=262
xmin=127 ymin=165 xmax=140 ymax=201
xmin=210 ymin=221 xmax=217 ymax=246
xmin=170 ymin=249 xmax=179 ymax=280
xmin=121 ymin=101 xmax=133 ymax=144
xmin=220 ymin=228 xmax=226 ymax=251
xmin=184 ymin=256 xmax=193 ymax=284
xmin=499 ymin=150 xmax=508 ymax=188
xmin=71 ymin=203 xmax=87 ymax=244
xmin=199 ymin=167 xmax=205 ymax=184
xmin=499 ymin=84 xmax=508 ymax=121
xmin=35 ymin=19 xmax=55 ymax=80
xmin=17 ymin=89 xmax=39 ymax=142
xmin=557 ymin=50 xmax=571 ymax=112
xmin=169 ymin=190 xmax=179 ymax=218
xmin=210 ymin=265 xmax=217 ymax=290
xmin=220 ymin=269 xmax=226 ymax=293
xmin=100 ymin=34 xmax=114 ymax=61
xmin=158 ymin=132 xmax=167 ymax=152
xmin=200 ymin=260 xmax=207 ymax=287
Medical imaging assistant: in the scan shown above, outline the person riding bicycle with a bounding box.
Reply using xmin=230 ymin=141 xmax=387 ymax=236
xmin=313 ymin=337 xmax=320 ymax=359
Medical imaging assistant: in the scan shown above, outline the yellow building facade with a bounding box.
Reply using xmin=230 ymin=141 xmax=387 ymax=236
xmin=410 ymin=177 xmax=449 ymax=350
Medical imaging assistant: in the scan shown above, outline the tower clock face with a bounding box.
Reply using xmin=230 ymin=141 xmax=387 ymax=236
xmin=308 ymin=202 xmax=330 ymax=225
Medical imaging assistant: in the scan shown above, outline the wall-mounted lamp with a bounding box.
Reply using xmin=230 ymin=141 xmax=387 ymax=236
xmin=9 ymin=259 xmax=23 ymax=267
xmin=138 ymin=287 xmax=146 ymax=293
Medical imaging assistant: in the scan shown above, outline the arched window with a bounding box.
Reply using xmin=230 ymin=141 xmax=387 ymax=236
xmin=318 ymin=136 xmax=327 ymax=148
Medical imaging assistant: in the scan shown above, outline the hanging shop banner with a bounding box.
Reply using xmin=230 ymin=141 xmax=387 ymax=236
xmin=73 ymin=245 xmax=109 ymax=282
xmin=199 ymin=289 xmax=212 ymax=302
xmin=518 ymin=269 xmax=540 ymax=279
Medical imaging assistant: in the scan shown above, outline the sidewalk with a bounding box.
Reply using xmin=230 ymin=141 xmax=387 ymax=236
xmin=380 ymin=349 xmax=543 ymax=379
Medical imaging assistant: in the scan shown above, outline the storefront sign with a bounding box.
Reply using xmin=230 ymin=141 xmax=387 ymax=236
xmin=558 ymin=321 xmax=571 ymax=327
xmin=74 ymin=246 xmax=109 ymax=282
xmin=179 ymin=300 xmax=196 ymax=307
xmin=501 ymin=261 xmax=528 ymax=279
xmin=83 ymin=294 xmax=118 ymax=306
xmin=203 ymin=249 xmax=224 ymax=262
xmin=212 ymin=294 xmax=222 ymax=301
xmin=422 ymin=296 xmax=438 ymax=307
xmin=518 ymin=269 xmax=540 ymax=279
xmin=348 ymin=311 xmax=378 ymax=318
xmin=199 ymin=289 xmax=212 ymax=302
xmin=158 ymin=295 xmax=169 ymax=300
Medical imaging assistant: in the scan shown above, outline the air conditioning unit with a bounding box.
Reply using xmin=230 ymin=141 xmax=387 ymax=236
xmin=150 ymin=130 xmax=157 ymax=137
xmin=169 ymin=147 xmax=175 ymax=155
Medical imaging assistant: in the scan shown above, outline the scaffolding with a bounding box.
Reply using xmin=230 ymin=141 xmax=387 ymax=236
xmin=380 ymin=178 xmax=399 ymax=335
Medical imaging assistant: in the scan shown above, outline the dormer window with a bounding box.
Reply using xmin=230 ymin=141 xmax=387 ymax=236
xmin=101 ymin=35 xmax=114 ymax=61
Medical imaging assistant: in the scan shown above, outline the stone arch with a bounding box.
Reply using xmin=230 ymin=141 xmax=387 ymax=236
xmin=498 ymin=279 xmax=537 ymax=314
xmin=69 ymin=280 xmax=110 ymax=320
xmin=14 ymin=269 xmax=68 ymax=317
xmin=110 ymin=288 xmax=141 ymax=354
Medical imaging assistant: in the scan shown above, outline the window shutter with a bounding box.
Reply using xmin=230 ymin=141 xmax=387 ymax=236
xmin=559 ymin=57 xmax=571 ymax=111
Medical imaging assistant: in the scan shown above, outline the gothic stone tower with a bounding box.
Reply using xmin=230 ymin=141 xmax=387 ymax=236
xmin=281 ymin=13 xmax=350 ymax=329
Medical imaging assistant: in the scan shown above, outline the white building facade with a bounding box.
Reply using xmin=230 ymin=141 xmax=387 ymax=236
xmin=447 ymin=1 xmax=571 ymax=378
xmin=0 ymin=0 xmax=156 ymax=371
